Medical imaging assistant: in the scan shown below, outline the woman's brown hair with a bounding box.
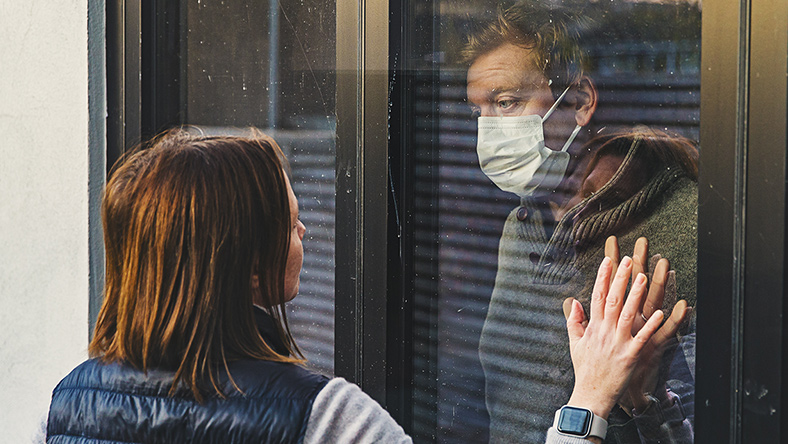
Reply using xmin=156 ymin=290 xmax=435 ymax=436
xmin=90 ymin=130 xmax=303 ymax=401
xmin=584 ymin=127 xmax=699 ymax=183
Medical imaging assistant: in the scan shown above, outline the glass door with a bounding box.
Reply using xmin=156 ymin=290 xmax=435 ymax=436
xmin=395 ymin=1 xmax=702 ymax=442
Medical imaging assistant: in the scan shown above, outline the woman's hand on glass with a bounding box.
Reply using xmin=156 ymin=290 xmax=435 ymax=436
xmin=564 ymin=255 xmax=664 ymax=421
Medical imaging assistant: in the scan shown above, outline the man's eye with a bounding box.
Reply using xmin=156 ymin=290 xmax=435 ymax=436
xmin=496 ymin=99 xmax=519 ymax=111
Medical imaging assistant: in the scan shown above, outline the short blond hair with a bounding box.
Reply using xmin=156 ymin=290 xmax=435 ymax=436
xmin=463 ymin=1 xmax=590 ymax=96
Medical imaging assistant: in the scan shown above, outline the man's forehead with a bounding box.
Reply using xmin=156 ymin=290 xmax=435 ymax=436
xmin=466 ymin=44 xmax=547 ymax=97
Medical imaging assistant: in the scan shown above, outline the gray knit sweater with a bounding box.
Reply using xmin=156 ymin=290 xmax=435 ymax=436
xmin=479 ymin=139 xmax=697 ymax=443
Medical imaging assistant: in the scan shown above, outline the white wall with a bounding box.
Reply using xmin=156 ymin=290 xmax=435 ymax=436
xmin=0 ymin=0 xmax=90 ymax=441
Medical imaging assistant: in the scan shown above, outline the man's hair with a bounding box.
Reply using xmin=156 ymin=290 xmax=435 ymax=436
xmin=462 ymin=0 xmax=590 ymax=96
xmin=90 ymin=130 xmax=303 ymax=401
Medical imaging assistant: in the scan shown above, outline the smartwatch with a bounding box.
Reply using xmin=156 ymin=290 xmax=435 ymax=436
xmin=553 ymin=405 xmax=608 ymax=440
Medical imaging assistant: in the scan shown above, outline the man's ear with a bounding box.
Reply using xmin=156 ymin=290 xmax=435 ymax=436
xmin=571 ymin=75 xmax=597 ymax=127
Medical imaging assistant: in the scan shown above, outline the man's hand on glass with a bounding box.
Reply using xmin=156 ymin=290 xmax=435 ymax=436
xmin=564 ymin=236 xmax=692 ymax=415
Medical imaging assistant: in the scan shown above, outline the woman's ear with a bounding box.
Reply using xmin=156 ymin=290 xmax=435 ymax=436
xmin=572 ymin=75 xmax=598 ymax=127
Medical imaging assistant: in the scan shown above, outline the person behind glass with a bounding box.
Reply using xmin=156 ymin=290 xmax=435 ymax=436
xmin=45 ymin=131 xmax=681 ymax=443
xmin=464 ymin=2 xmax=698 ymax=442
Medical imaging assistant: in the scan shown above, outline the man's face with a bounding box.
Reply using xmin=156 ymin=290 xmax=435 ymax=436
xmin=466 ymin=43 xmax=578 ymax=151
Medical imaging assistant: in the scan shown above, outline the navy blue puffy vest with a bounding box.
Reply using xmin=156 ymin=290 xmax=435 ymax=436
xmin=47 ymin=310 xmax=329 ymax=443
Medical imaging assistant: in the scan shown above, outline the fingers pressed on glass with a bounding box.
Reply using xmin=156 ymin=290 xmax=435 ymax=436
xmin=632 ymin=237 xmax=648 ymax=279
xmin=591 ymin=256 xmax=613 ymax=322
xmin=630 ymin=238 xmax=649 ymax=319
xmin=664 ymin=269 xmax=678 ymax=308
xmin=652 ymin=299 xmax=690 ymax=344
xmin=643 ymin=257 xmax=669 ymax=319
xmin=566 ymin=299 xmax=587 ymax=343
xmin=617 ymin=272 xmax=647 ymax=341
xmin=563 ymin=297 xmax=572 ymax=320
xmin=604 ymin=256 xmax=632 ymax=325
xmin=605 ymin=236 xmax=620 ymax=287
xmin=647 ymin=253 xmax=662 ymax=277
xmin=633 ymin=309 xmax=664 ymax=348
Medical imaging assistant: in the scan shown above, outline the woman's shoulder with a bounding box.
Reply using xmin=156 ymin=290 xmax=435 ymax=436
xmin=53 ymin=358 xmax=191 ymax=398
xmin=53 ymin=357 xmax=330 ymax=400
xmin=221 ymin=359 xmax=330 ymax=400
xmin=48 ymin=360 xmax=332 ymax=442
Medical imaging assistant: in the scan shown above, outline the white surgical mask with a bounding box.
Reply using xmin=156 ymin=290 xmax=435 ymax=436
xmin=476 ymin=86 xmax=583 ymax=197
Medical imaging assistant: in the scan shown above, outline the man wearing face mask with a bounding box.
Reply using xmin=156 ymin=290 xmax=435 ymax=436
xmin=464 ymin=2 xmax=698 ymax=443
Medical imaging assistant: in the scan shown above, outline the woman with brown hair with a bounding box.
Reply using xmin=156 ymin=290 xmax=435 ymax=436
xmin=46 ymin=130 xmax=673 ymax=443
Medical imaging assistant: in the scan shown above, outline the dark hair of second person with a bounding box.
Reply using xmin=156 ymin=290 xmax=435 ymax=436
xmin=562 ymin=127 xmax=699 ymax=220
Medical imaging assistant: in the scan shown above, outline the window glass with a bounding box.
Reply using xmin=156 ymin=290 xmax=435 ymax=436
xmin=407 ymin=1 xmax=701 ymax=441
xmin=181 ymin=0 xmax=336 ymax=375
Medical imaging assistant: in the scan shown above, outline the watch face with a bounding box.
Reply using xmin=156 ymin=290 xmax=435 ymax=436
xmin=557 ymin=406 xmax=592 ymax=436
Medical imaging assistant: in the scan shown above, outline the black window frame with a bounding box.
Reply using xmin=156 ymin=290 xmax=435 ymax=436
xmin=101 ymin=0 xmax=788 ymax=442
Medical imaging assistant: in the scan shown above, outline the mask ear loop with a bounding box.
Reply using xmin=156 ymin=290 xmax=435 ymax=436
xmin=541 ymin=85 xmax=572 ymax=123
xmin=542 ymin=84 xmax=583 ymax=152
xmin=561 ymin=125 xmax=583 ymax=152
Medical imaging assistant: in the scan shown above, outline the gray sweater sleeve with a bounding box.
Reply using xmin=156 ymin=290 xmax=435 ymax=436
xmin=303 ymin=378 xmax=412 ymax=444
xmin=304 ymin=378 xmax=601 ymax=444
xmin=546 ymin=428 xmax=601 ymax=443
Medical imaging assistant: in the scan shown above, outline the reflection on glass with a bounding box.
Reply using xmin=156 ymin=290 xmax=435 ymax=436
xmin=412 ymin=0 xmax=700 ymax=442
xmin=180 ymin=0 xmax=336 ymax=375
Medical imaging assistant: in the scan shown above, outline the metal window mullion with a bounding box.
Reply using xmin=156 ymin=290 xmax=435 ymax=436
xmin=361 ymin=0 xmax=390 ymax=404
xmin=106 ymin=0 xmax=141 ymax=169
xmin=696 ymin=0 xmax=749 ymax=442
xmin=335 ymin=0 xmax=390 ymax=405
xmin=741 ymin=0 xmax=788 ymax=441
xmin=335 ymin=0 xmax=363 ymax=386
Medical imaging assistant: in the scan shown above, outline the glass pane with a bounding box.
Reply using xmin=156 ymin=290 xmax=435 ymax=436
xmin=405 ymin=1 xmax=700 ymax=441
xmin=181 ymin=0 xmax=336 ymax=375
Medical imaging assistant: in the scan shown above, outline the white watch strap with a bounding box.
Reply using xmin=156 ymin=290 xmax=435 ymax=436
xmin=588 ymin=411 xmax=608 ymax=439
xmin=553 ymin=406 xmax=608 ymax=440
